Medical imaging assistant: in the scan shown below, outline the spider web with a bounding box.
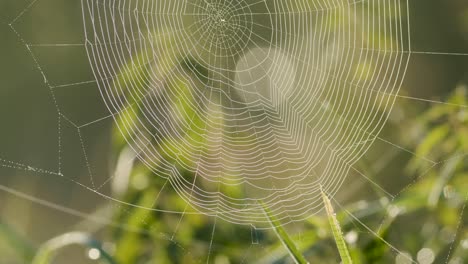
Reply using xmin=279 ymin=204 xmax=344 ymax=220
xmin=80 ymin=0 xmax=411 ymax=225
xmin=0 ymin=0 xmax=467 ymax=263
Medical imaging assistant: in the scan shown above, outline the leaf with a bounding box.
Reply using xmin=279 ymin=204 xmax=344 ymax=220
xmin=320 ymin=188 xmax=353 ymax=264
xmin=407 ymin=124 xmax=449 ymax=173
xmin=261 ymin=202 xmax=309 ymax=264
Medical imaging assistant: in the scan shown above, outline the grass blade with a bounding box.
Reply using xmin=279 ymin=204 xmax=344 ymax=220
xmin=261 ymin=202 xmax=309 ymax=264
xmin=32 ymin=232 xmax=117 ymax=264
xmin=0 ymin=219 xmax=35 ymax=262
xmin=321 ymin=187 xmax=353 ymax=264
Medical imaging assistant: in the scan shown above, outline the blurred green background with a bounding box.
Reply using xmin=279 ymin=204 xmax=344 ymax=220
xmin=0 ymin=0 xmax=467 ymax=263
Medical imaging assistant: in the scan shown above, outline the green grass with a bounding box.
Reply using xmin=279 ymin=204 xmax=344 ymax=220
xmin=321 ymin=187 xmax=353 ymax=264
xmin=262 ymin=202 xmax=309 ymax=264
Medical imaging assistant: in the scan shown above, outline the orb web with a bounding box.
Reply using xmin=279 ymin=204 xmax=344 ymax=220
xmin=82 ymin=0 xmax=410 ymax=226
